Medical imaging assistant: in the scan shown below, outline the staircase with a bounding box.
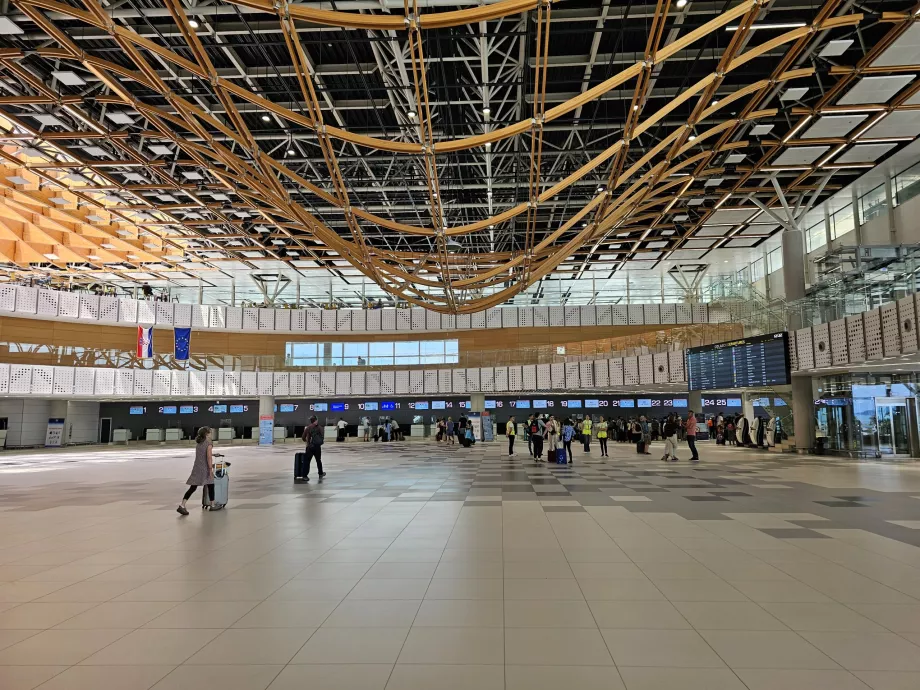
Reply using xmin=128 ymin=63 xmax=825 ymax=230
xmin=701 ymin=277 xmax=789 ymax=335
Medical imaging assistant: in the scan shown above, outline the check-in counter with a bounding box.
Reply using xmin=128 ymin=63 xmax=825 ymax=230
xmin=273 ymin=426 xmax=288 ymax=442
xmin=218 ymin=427 xmax=235 ymax=442
xmin=113 ymin=429 xmax=131 ymax=444
xmin=411 ymin=424 xmax=427 ymax=438
xmin=165 ymin=428 xmax=183 ymax=442
xmin=145 ymin=428 xmax=164 ymax=442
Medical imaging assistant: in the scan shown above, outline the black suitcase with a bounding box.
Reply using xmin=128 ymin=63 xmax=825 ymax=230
xmin=294 ymin=452 xmax=307 ymax=481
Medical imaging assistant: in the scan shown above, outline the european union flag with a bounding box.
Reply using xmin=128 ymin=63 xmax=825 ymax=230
xmin=174 ymin=327 xmax=191 ymax=361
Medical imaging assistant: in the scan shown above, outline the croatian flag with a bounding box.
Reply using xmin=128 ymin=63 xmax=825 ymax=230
xmin=137 ymin=325 xmax=153 ymax=358
xmin=174 ymin=327 xmax=191 ymax=361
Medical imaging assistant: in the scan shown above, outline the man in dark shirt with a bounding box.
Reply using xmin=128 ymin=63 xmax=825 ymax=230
xmin=300 ymin=415 xmax=326 ymax=480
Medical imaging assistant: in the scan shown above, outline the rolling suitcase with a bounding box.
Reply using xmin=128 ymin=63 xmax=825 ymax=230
xmin=294 ymin=452 xmax=307 ymax=481
xmin=556 ymin=448 xmax=567 ymax=464
xmin=204 ymin=460 xmax=230 ymax=509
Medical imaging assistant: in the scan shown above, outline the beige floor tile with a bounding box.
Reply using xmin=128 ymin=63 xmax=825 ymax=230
xmin=563 ymin=548 xmax=631 ymax=563
xmin=86 ymin=565 xmax=177 ymax=584
xmin=0 ymin=630 xmax=39 ymax=651
xmin=345 ymin=579 xmax=431 ymax=600
xmin=617 ymin=667 xmax=747 ymax=690
xmin=673 ymin=601 xmax=788 ymax=630
xmin=34 ymin=664 xmax=175 ymax=690
xmin=35 ymin=581 xmax=140 ymax=603
xmin=267 ymin=579 xmax=355 ymax=602
xmin=231 ymin=600 xmax=337 ymax=628
xmin=323 ymin=600 xmax=421 ymax=628
xmin=0 ymin=666 xmax=68 ymax=690
xmin=703 ymin=561 xmax=793 ymax=581
xmin=438 ymin=549 xmax=502 ymax=564
xmin=504 ymin=578 xmax=584 ymax=600
xmin=506 ymin=627 xmax=613 ymax=665
xmin=730 ymin=579 xmax=833 ymax=603
xmin=569 ymin=562 xmax=646 ymax=579
xmin=849 ymin=604 xmax=920 ymax=633
xmin=505 ymin=665 xmax=626 ymax=690
xmin=294 ymin=562 xmax=372 ymax=580
xmin=799 ymin=631 xmax=920 ymax=671
xmin=80 ymin=628 xmax=222 ymax=665
xmin=589 ymin=600 xmax=691 ymax=629
xmin=187 ymin=627 xmax=314 ymax=665
xmin=377 ymin=549 xmax=444 ymax=563
xmin=503 ymin=548 xmax=568 ymax=563
xmin=576 ymin=578 xmax=664 ymax=601
xmin=0 ymin=629 xmax=129 ymax=665
xmin=153 ymin=664 xmax=283 ymax=690
xmin=735 ymin=669 xmax=872 ymax=690
xmin=602 ymin=629 xmax=727 ymax=668
xmin=433 ymin=561 xmax=503 ymax=579
xmin=291 ymin=627 xmax=408 ymax=664
xmin=143 ymin=601 xmax=255 ymax=629
xmin=423 ymin=578 xmax=503 ymax=600
xmin=398 ymin=626 xmax=503 ymax=664
xmin=411 ymin=599 xmax=501 ymax=627
xmin=700 ymin=630 xmax=840 ymax=669
xmin=761 ymin=603 xmax=886 ymax=632
xmin=364 ymin=563 xmax=436 ymax=580
xmin=0 ymin=603 xmax=94 ymax=629
xmin=654 ymin=578 xmax=748 ymax=602
xmin=386 ymin=664 xmax=503 ymax=690
xmin=20 ymin=564 xmax=114 ymax=583
xmin=503 ymin=561 xmax=573 ymax=579
xmin=189 ymin=581 xmax=282 ymax=602
xmin=0 ymin=567 xmax=55 ymax=582
xmin=640 ymin=562 xmax=718 ymax=580
xmin=854 ymin=671 xmax=920 ymax=690
xmin=54 ymin=602 xmax=178 ymax=630
xmin=266 ymin=663 xmax=392 ymax=690
xmin=0 ymin=583 xmax=70 ymax=603
xmin=315 ymin=548 xmax=387 ymax=563
xmin=504 ymin=599 xmax=596 ymax=627
xmin=113 ymin=582 xmax=211 ymax=603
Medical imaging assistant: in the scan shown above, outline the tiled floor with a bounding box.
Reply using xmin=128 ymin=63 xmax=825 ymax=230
xmin=2 ymin=438 xmax=920 ymax=689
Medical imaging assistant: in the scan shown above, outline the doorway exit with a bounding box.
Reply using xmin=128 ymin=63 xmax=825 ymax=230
xmin=875 ymin=398 xmax=916 ymax=457
xmin=99 ymin=418 xmax=112 ymax=444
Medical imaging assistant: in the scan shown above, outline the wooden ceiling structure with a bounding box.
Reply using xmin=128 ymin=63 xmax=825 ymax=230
xmin=0 ymin=0 xmax=917 ymax=311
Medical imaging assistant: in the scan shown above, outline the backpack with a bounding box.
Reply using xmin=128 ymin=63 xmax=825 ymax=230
xmin=562 ymin=426 xmax=574 ymax=442
xmin=301 ymin=424 xmax=323 ymax=446
xmin=530 ymin=421 xmax=539 ymax=434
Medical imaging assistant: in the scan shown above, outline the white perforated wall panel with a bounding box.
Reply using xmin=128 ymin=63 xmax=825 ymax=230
xmin=692 ymin=304 xmax=709 ymax=323
xmin=466 ymin=367 xmax=481 ymax=392
xmin=628 ymin=305 xmax=644 ymax=326
xmin=813 ymin=322 xmax=832 ymax=368
xmin=638 ymin=354 xmax=654 ymax=384
xmin=395 ymin=370 xmax=409 ymax=395
xmin=424 ymin=369 xmax=438 ymax=394
xmin=209 ymin=306 xmax=226 ymax=329
xmin=335 ymin=310 xmax=351 ymax=332
xmin=191 ymin=305 xmax=209 ymax=329
xmin=189 ymin=371 xmax=207 ymax=396
xmin=225 ymin=307 xmax=243 ymax=330
xmin=580 ymin=306 xmax=596 ymax=326
xmin=31 ymin=365 xmax=53 ymax=395
xmin=79 ymin=294 xmax=99 ymax=321
xmin=152 ymin=370 xmax=171 ymax=397
xmin=579 ymin=361 xmax=593 ymax=389
xmin=518 ymin=308 xmax=534 ymax=328
xmin=240 ymin=372 xmax=258 ymax=397
xmin=351 ymin=310 xmax=366 ymax=332
xmin=796 ymin=327 xmax=815 ymax=370
xmin=643 ymin=304 xmax=660 ymax=325
xmin=495 ymin=366 xmax=510 ymax=392
xmin=291 ymin=309 xmax=306 ymax=331
xmin=441 ymin=313 xmax=457 ymax=330
xmin=471 ymin=311 xmax=486 ymax=330
xmin=623 ymin=357 xmax=640 ymax=386
xmin=864 ymin=308 xmax=884 ymax=360
xmin=221 ymin=371 xmax=237 ymax=397
xmin=788 ymin=331 xmax=798 ymax=372
xmin=536 ymin=363 xmax=551 ymax=389
xmin=275 ymin=309 xmax=291 ymax=332
xmin=380 ymin=371 xmax=395 ymax=395
xmin=551 ymin=363 xmax=565 ymax=389
xmin=609 ymin=358 xmax=624 ymax=387
xmin=306 ymin=308 xmax=323 ymax=331
xmin=321 ymin=310 xmax=337 ymax=332
xmin=564 ymin=306 xmax=580 ymax=327
xmin=273 ymin=373 xmax=290 ymax=397
xmin=73 ymin=368 xmax=94 ymax=396
xmin=675 ymin=304 xmax=692 ymax=324
xmin=242 ymin=308 xmax=259 ymax=331
xmin=660 ymin=303 xmax=677 ymax=324
xmin=830 ymin=319 xmax=849 ymax=365
xmin=409 ymin=370 xmax=424 ymax=395
xmin=207 ymin=371 xmax=224 ymax=397
xmin=480 ymin=367 xmax=495 ymax=393
xmin=507 ymin=366 xmax=521 ymax=391
xmin=427 ymin=310 xmax=441 ymax=330
xmin=320 ymin=372 xmax=336 ymax=396
xmin=898 ymin=296 xmax=918 ymax=355
xmin=130 ymin=369 xmax=151 ymax=397
xmin=437 ymin=369 xmax=451 ymax=393
xmin=533 ymin=307 xmax=549 ymax=327
xmin=364 ymin=371 xmax=379 ymax=395
xmin=156 ymin=302 xmax=174 ymax=326
xmin=596 ymin=305 xmax=612 ymax=326
xmin=503 ymin=307 xmax=519 ymax=328
xmin=94 ymin=368 xmax=114 ymax=396
xmin=522 ymin=365 xmax=537 ymax=391
xmin=0 ymin=285 xmax=16 ymax=312
xmin=333 ymin=371 xmax=350 ymax=396
xmin=653 ymin=352 xmax=669 ymax=383
xmin=881 ymin=302 xmax=901 ymax=357
xmin=594 ymin=359 xmax=609 ymax=387
xmin=611 ymin=306 xmax=628 ymax=326
xmin=15 ymin=286 xmax=37 ymax=314
xmin=173 ymin=303 xmax=192 ymax=328
xmin=565 ymin=361 xmax=580 ymax=388
xmin=0 ymin=364 xmax=8 ymax=394
xmin=452 ymin=369 xmax=466 ymax=394
xmin=114 ymin=369 xmax=134 ymax=397
xmin=846 ymin=315 xmax=866 ymax=363
xmin=396 ymin=309 xmax=412 ymax=331
xmin=37 ymin=289 xmax=59 ymax=318
xmin=289 ymin=372 xmax=305 ymax=396
xmin=486 ymin=308 xmax=502 ymax=329
xmin=668 ymin=350 xmax=685 ymax=383
xmin=52 ymin=366 xmax=73 ymax=396
xmin=258 ymin=372 xmax=273 ymax=396
xmin=258 ymin=308 xmax=274 ymax=331
xmin=709 ymin=306 xmax=731 ymax=323
xmin=381 ymin=309 xmax=397 ymax=331
xmin=412 ymin=309 xmax=426 ymax=330
xmin=349 ymin=372 xmax=365 ymax=396
xmin=547 ymin=306 xmax=564 ymax=327
xmin=59 ymin=291 xmax=80 ymax=319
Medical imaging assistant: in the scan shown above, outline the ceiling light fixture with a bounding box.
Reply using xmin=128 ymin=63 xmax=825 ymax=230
xmin=485 ymin=142 xmax=492 ymax=149
xmin=688 ymin=134 xmax=697 ymax=141
xmin=482 ymin=107 xmax=491 ymax=116
xmin=188 ymin=19 xmax=199 ymax=29
xmin=676 ymin=0 xmax=688 ymax=7
xmin=632 ymin=105 xmax=639 ymax=111
xmin=261 ymin=115 xmax=271 ymax=122
xmin=408 ymin=110 xmax=417 ymax=119
xmin=286 ymin=149 xmax=295 ymax=156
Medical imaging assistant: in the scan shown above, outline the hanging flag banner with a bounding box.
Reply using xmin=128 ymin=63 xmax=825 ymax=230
xmin=174 ymin=327 xmax=192 ymax=361
xmin=136 ymin=325 xmax=153 ymax=358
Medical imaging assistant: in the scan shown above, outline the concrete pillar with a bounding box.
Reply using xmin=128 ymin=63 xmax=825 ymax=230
xmin=688 ymin=390 xmax=702 ymax=417
xmin=258 ymin=395 xmax=274 ymax=445
xmin=741 ymin=392 xmax=756 ymax=423
xmin=49 ymin=399 xmax=68 ymax=446
xmin=783 ymin=226 xmax=815 ymax=451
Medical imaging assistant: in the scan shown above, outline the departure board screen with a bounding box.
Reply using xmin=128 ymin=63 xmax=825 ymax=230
xmin=687 ymin=332 xmax=790 ymax=391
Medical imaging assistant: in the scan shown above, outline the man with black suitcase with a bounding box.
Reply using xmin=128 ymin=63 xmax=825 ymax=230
xmin=296 ymin=415 xmax=326 ymax=481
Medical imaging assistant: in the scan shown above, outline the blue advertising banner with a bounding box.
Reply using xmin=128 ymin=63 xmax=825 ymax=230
xmin=259 ymin=414 xmax=274 ymax=445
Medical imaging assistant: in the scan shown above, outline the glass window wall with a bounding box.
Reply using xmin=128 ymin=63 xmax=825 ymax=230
xmin=286 ymin=339 xmax=459 ymax=367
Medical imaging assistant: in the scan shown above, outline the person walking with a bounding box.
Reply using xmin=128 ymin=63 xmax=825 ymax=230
xmin=529 ymin=415 xmax=544 ymax=461
xmin=545 ymin=415 xmax=559 ymax=461
xmin=685 ymin=410 xmax=700 ymax=463
xmin=391 ymin=418 xmax=401 ymax=441
xmin=662 ymin=415 xmax=679 ymax=462
xmin=446 ymin=417 xmax=455 ymax=445
xmin=582 ymin=416 xmax=593 ymax=453
xmin=526 ymin=414 xmax=534 ymax=457
xmin=363 ymin=417 xmax=371 ymax=442
xmin=640 ymin=415 xmax=652 ymax=455
xmin=596 ymin=416 xmax=609 ymax=457
xmin=177 ymin=426 xmax=216 ymax=515
xmin=562 ymin=418 xmax=575 ymax=464
xmin=300 ymin=415 xmax=326 ymax=480
xmin=506 ymin=416 xmax=516 ymax=456
xmin=336 ymin=417 xmax=347 ymax=442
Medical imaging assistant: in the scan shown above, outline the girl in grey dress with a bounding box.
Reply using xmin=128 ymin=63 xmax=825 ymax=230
xmin=177 ymin=427 xmax=216 ymax=515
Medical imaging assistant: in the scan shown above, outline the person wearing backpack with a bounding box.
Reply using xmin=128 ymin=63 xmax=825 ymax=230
xmin=506 ymin=415 xmax=516 ymax=457
xmin=581 ymin=416 xmax=593 ymax=453
xmin=529 ymin=415 xmax=544 ymax=461
xmin=661 ymin=415 xmax=679 ymax=463
xmin=300 ymin=415 xmax=326 ymax=480
xmin=562 ymin=418 xmax=575 ymax=464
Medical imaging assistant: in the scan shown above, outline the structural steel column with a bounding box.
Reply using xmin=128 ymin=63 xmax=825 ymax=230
xmin=782 ymin=225 xmax=814 ymax=452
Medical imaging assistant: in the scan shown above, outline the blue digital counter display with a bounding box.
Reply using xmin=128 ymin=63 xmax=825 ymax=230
xmin=638 ymin=399 xmax=652 ymax=408
xmin=381 ymin=402 xmax=396 ymax=411
xmin=484 ymin=400 xmax=496 ymax=409
xmin=129 ymin=406 xmax=145 ymax=415
xmin=414 ymin=402 xmax=429 ymax=410
xmin=515 ymin=400 xmax=531 ymax=409
xmin=619 ymin=399 xmax=635 ymax=408
xmin=331 ymin=403 xmax=345 ymax=412
xmin=230 ymin=404 xmax=245 ymax=413
xmin=672 ymin=398 xmax=688 ymax=408
xmin=313 ymin=403 xmax=328 ymax=412
xmin=432 ymin=401 xmax=446 ymax=410
xmin=211 ymin=404 xmax=227 ymax=413
xmin=161 ymin=406 xmax=177 ymax=415
xmin=179 ymin=406 xmax=195 ymax=414
xmin=279 ymin=404 xmax=295 ymax=413
xmin=364 ymin=402 xmax=379 ymax=411
xmin=533 ymin=400 xmax=547 ymax=409
xmin=567 ymin=400 xmax=582 ymax=408
xmin=585 ymin=400 xmax=600 ymax=408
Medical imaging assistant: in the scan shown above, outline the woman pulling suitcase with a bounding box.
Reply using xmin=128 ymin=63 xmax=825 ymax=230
xmin=178 ymin=427 xmax=221 ymax=515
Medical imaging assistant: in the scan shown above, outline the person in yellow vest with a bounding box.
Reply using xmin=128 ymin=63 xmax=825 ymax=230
xmin=582 ymin=416 xmax=593 ymax=453
xmin=506 ymin=415 xmax=516 ymax=457
xmin=596 ymin=416 xmax=608 ymax=457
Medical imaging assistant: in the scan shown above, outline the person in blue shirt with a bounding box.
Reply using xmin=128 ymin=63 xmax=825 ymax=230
xmin=562 ymin=418 xmax=576 ymax=464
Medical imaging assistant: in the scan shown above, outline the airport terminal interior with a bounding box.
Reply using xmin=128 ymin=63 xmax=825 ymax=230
xmin=5 ymin=0 xmax=920 ymax=688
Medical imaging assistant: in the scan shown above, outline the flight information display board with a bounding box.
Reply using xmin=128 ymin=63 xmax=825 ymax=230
xmin=687 ymin=332 xmax=790 ymax=391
